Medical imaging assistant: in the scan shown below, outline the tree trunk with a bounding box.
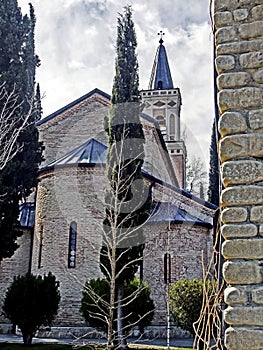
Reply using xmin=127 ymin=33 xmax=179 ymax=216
xmin=22 ymin=332 xmax=33 ymax=345
xmin=117 ymin=283 xmax=127 ymax=349
xmin=107 ymin=240 xmax=116 ymax=350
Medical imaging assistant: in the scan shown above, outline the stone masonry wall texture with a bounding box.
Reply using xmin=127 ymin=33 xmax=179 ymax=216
xmin=214 ymin=1 xmax=263 ymax=349
xmin=29 ymin=165 xmax=212 ymax=328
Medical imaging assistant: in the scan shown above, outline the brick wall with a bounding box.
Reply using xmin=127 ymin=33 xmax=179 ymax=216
xmin=38 ymin=98 xmax=110 ymax=167
xmin=144 ymin=222 xmax=211 ymax=327
xmin=0 ymin=89 xmax=214 ymax=334
xmin=38 ymin=95 xmax=177 ymax=187
xmin=214 ymin=1 xmax=263 ymax=349
xmin=32 ymin=167 xmax=105 ymax=326
xmin=30 ymin=165 xmax=213 ymax=328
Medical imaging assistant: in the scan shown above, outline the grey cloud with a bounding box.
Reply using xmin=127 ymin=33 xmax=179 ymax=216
xmin=17 ymin=0 xmax=214 ymax=165
xmin=157 ymin=0 xmax=211 ymax=29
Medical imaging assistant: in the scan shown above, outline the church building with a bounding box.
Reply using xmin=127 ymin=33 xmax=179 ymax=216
xmin=0 ymin=37 xmax=216 ymax=337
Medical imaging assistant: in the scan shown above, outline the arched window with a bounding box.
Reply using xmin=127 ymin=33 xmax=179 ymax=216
xmin=68 ymin=222 xmax=77 ymax=268
xmin=169 ymin=114 xmax=175 ymax=140
xmin=164 ymin=253 xmax=171 ymax=284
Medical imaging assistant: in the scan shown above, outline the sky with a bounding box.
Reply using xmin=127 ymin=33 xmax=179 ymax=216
xmin=18 ymin=0 xmax=215 ymax=170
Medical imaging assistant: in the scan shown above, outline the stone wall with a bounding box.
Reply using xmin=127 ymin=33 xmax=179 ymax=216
xmin=214 ymin=1 xmax=263 ymax=349
xmin=38 ymin=96 xmax=110 ymax=167
xmin=31 ymin=164 xmax=213 ymax=329
xmin=144 ymin=222 xmax=211 ymax=327
xmin=0 ymin=88 xmax=215 ymax=335
xmin=32 ymin=167 xmax=106 ymax=326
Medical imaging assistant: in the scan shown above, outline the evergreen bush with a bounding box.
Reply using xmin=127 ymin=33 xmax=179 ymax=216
xmin=170 ymin=278 xmax=214 ymax=335
xmin=80 ymin=277 xmax=154 ymax=335
xmin=3 ymin=272 xmax=60 ymax=345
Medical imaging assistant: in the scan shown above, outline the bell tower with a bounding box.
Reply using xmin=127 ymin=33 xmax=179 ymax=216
xmin=141 ymin=32 xmax=186 ymax=188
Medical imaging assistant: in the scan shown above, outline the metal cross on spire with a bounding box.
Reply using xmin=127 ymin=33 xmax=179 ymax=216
xmin=158 ymin=30 xmax=165 ymax=44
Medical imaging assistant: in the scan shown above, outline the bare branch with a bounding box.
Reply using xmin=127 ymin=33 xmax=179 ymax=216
xmin=0 ymin=83 xmax=35 ymax=171
xmin=186 ymin=156 xmax=207 ymax=197
xmin=193 ymin=217 xmax=225 ymax=350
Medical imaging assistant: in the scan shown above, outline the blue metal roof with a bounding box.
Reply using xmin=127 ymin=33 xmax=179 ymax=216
xmin=18 ymin=200 xmax=212 ymax=230
xmin=40 ymin=137 xmax=217 ymax=212
xmin=149 ymin=202 xmax=212 ymax=228
xmin=149 ymin=41 xmax=174 ymax=90
xmin=19 ymin=203 xmax=35 ymax=228
xmin=44 ymin=138 xmax=107 ymax=169
xmin=142 ymin=169 xmax=217 ymax=211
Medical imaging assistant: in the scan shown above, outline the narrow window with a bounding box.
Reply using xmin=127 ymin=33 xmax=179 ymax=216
xmin=68 ymin=221 xmax=77 ymax=268
xmin=169 ymin=114 xmax=175 ymax=140
xmin=38 ymin=225 xmax=43 ymax=269
xmin=164 ymin=253 xmax=171 ymax=284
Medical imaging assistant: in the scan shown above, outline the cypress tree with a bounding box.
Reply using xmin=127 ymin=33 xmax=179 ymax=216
xmin=207 ymin=120 xmax=220 ymax=206
xmin=0 ymin=0 xmax=43 ymax=262
xmin=100 ymin=6 xmax=152 ymax=348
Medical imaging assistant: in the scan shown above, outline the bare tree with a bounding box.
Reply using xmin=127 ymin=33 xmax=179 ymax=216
xmin=0 ymin=83 xmax=32 ymax=171
xmin=79 ymin=128 xmax=154 ymax=350
xmin=185 ymin=156 xmax=207 ymax=198
xmin=101 ymin=129 xmax=152 ymax=349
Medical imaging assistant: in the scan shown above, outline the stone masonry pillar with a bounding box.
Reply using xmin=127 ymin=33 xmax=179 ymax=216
xmin=214 ymin=1 xmax=263 ymax=349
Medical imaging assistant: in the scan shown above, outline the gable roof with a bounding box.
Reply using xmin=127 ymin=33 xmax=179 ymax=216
xmin=36 ymin=85 xmax=179 ymax=187
xmin=36 ymin=88 xmax=110 ymax=126
xmin=36 ymin=88 xmax=159 ymax=129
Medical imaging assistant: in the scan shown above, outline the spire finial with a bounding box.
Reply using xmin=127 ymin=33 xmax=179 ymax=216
xmin=158 ymin=30 xmax=165 ymax=44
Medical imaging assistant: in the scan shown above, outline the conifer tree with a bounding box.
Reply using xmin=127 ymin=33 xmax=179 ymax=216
xmin=207 ymin=120 xmax=220 ymax=206
xmin=0 ymin=0 xmax=43 ymax=262
xmin=100 ymin=6 xmax=152 ymax=348
xmin=3 ymin=272 xmax=60 ymax=345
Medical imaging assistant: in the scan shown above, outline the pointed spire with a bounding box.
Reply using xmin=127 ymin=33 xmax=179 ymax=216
xmin=148 ymin=32 xmax=174 ymax=90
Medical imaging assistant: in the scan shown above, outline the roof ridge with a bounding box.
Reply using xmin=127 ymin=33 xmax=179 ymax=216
xmin=36 ymin=88 xmax=110 ymax=126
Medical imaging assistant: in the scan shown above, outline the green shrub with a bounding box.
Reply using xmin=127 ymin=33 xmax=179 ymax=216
xmin=124 ymin=277 xmax=155 ymax=334
xmin=3 ymin=272 xmax=60 ymax=345
xmin=80 ymin=278 xmax=110 ymax=332
xmin=80 ymin=277 xmax=154 ymax=335
xmin=170 ymin=279 xmax=213 ymax=335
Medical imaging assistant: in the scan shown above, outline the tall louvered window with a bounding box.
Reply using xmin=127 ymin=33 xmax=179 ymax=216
xmin=38 ymin=225 xmax=43 ymax=269
xmin=164 ymin=252 xmax=171 ymax=284
xmin=169 ymin=114 xmax=175 ymax=140
xmin=68 ymin=222 xmax=77 ymax=268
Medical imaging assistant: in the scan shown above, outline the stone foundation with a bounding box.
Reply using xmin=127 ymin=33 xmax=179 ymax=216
xmin=20 ymin=325 xmax=190 ymax=340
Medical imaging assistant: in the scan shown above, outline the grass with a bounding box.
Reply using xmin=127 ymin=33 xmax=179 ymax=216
xmin=129 ymin=345 xmax=191 ymax=350
xmin=0 ymin=345 xmax=90 ymax=350
xmin=0 ymin=345 xmax=76 ymax=350
xmin=0 ymin=344 xmax=192 ymax=350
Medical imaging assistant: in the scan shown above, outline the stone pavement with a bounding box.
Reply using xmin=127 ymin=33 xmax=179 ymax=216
xmin=0 ymin=333 xmax=194 ymax=348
